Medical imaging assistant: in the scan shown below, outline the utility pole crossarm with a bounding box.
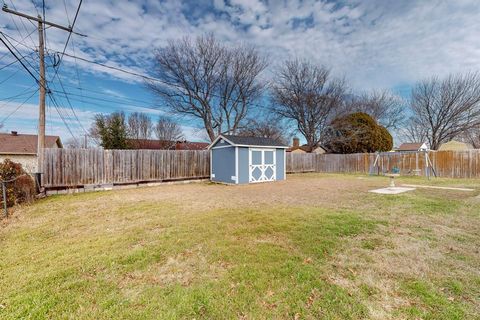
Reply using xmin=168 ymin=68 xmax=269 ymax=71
xmin=2 ymin=5 xmax=86 ymax=36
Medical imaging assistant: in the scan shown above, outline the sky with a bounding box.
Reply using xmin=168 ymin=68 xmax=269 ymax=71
xmin=0 ymin=0 xmax=479 ymax=145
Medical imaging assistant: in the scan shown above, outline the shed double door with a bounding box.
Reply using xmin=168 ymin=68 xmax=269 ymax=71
xmin=249 ymin=149 xmax=276 ymax=183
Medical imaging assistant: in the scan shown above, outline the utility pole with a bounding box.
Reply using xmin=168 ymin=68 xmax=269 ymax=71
xmin=38 ymin=18 xmax=46 ymax=174
xmin=1 ymin=5 xmax=80 ymax=178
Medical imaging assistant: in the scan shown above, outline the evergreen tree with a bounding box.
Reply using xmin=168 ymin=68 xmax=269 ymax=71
xmin=91 ymin=112 xmax=128 ymax=149
xmin=323 ymin=112 xmax=393 ymax=153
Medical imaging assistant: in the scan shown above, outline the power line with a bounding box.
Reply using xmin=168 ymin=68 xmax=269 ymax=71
xmin=0 ymin=51 xmax=38 ymax=72
xmin=0 ymin=27 xmax=37 ymax=51
xmin=0 ymin=89 xmax=38 ymax=125
xmin=0 ymin=58 xmax=18 ymax=71
xmin=62 ymin=0 xmax=71 ymax=25
xmin=0 ymin=67 xmax=21 ymax=85
xmin=30 ymin=0 xmax=40 ymax=16
xmin=50 ymin=0 xmax=82 ymax=82
xmin=0 ymin=34 xmax=39 ymax=83
xmin=49 ymin=79 xmax=90 ymax=136
xmin=51 ymin=49 xmax=271 ymax=111
xmin=49 ymin=90 xmax=170 ymax=117
xmin=53 ymin=84 xmax=157 ymax=106
xmin=7 ymin=0 xmax=37 ymax=48
xmin=47 ymin=92 xmax=79 ymax=143
xmin=0 ymin=84 xmax=38 ymax=109
xmin=0 ymin=32 xmax=40 ymax=76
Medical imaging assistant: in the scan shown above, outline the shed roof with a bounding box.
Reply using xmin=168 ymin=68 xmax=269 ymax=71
xmin=210 ymin=134 xmax=288 ymax=149
xmin=0 ymin=132 xmax=62 ymax=155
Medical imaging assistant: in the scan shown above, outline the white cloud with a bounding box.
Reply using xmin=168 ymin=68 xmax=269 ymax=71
xmin=1 ymin=0 xmax=479 ymax=141
xmin=2 ymin=0 xmax=478 ymax=89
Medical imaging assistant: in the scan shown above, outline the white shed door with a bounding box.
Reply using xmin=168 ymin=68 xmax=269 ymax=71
xmin=249 ymin=149 xmax=276 ymax=183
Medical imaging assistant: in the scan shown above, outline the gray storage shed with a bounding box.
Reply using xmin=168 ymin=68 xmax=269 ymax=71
xmin=208 ymin=134 xmax=288 ymax=184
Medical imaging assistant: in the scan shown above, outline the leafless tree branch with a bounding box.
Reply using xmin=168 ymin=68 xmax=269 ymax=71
xmin=271 ymin=59 xmax=347 ymax=148
xmin=148 ymin=34 xmax=268 ymax=141
xmin=409 ymin=72 xmax=480 ymax=149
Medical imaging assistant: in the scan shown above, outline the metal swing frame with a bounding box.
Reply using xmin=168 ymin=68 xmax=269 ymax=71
xmin=370 ymin=150 xmax=437 ymax=179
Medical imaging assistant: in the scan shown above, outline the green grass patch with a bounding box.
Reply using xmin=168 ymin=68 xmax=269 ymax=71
xmin=399 ymin=280 xmax=467 ymax=320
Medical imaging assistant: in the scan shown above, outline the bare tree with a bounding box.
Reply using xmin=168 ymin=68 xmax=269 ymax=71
xmin=347 ymin=90 xmax=405 ymax=130
xmin=64 ymin=137 xmax=83 ymax=149
xmin=127 ymin=112 xmax=152 ymax=140
xmin=458 ymin=126 xmax=480 ymax=148
xmin=149 ymin=34 xmax=268 ymax=141
xmin=238 ymin=115 xmax=288 ymax=144
xmin=409 ymin=72 xmax=480 ymax=150
xmin=271 ymin=60 xmax=346 ymax=148
xmin=154 ymin=117 xmax=184 ymax=142
xmin=402 ymin=117 xmax=429 ymax=144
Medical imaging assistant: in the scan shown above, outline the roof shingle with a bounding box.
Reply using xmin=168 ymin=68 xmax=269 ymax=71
xmin=0 ymin=133 xmax=62 ymax=154
xmin=221 ymin=135 xmax=287 ymax=147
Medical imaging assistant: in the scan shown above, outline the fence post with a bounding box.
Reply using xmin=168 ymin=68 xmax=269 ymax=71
xmin=2 ymin=182 xmax=7 ymax=218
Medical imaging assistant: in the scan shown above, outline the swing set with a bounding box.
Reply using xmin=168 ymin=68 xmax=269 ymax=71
xmin=369 ymin=150 xmax=437 ymax=179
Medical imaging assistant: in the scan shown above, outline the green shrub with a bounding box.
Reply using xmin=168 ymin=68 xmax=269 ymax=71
xmin=0 ymin=159 xmax=36 ymax=207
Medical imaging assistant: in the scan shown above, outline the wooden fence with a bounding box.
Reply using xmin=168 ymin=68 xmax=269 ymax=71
xmin=286 ymin=150 xmax=480 ymax=179
xmin=42 ymin=149 xmax=210 ymax=188
xmin=42 ymin=148 xmax=480 ymax=188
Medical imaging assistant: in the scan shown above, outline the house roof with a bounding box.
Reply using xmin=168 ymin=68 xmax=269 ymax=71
xmin=211 ymin=134 xmax=288 ymax=149
xmin=0 ymin=133 xmax=62 ymax=155
xmin=438 ymin=140 xmax=474 ymax=151
xmin=397 ymin=142 xmax=426 ymax=151
xmin=127 ymin=139 xmax=176 ymax=150
xmin=175 ymin=141 xmax=209 ymax=150
xmin=287 ymin=144 xmax=326 ymax=153
xmin=126 ymin=139 xmax=209 ymax=151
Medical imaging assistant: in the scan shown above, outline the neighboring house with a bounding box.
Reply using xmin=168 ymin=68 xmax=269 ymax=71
xmin=127 ymin=139 xmax=209 ymax=151
xmin=0 ymin=131 xmax=63 ymax=173
xmin=438 ymin=140 xmax=474 ymax=151
xmin=396 ymin=142 xmax=429 ymax=152
xmin=311 ymin=145 xmax=327 ymax=154
xmin=287 ymin=137 xmax=326 ymax=154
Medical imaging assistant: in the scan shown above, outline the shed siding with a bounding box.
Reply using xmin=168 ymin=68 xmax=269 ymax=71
xmin=211 ymin=146 xmax=236 ymax=183
xmin=276 ymin=149 xmax=285 ymax=180
xmin=237 ymin=147 xmax=249 ymax=184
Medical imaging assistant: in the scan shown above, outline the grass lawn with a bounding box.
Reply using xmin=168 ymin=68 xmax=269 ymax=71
xmin=1 ymin=173 xmax=479 ymax=319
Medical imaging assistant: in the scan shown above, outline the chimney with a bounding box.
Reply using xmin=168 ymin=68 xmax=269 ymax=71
xmin=11 ymin=131 xmax=18 ymax=136
xmin=293 ymin=137 xmax=300 ymax=147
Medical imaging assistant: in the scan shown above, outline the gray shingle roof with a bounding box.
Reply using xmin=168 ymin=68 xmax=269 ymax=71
xmin=222 ymin=135 xmax=287 ymax=147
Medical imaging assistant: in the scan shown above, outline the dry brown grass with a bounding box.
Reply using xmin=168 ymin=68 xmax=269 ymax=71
xmin=1 ymin=173 xmax=479 ymax=319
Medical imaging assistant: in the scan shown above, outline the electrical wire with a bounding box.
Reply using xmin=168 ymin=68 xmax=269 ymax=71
xmin=0 ymin=67 xmax=21 ymax=85
xmin=7 ymin=0 xmax=37 ymax=48
xmin=49 ymin=0 xmax=82 ymax=82
xmin=0 ymin=89 xmax=38 ymax=125
xmin=47 ymin=92 xmax=79 ymax=143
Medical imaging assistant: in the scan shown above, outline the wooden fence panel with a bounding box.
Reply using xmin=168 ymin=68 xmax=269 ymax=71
xmin=42 ymin=149 xmax=480 ymax=188
xmin=286 ymin=150 xmax=480 ymax=179
xmin=42 ymin=149 xmax=210 ymax=187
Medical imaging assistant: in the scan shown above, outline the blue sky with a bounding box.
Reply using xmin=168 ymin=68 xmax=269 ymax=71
xmin=0 ymin=0 xmax=479 ymax=144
